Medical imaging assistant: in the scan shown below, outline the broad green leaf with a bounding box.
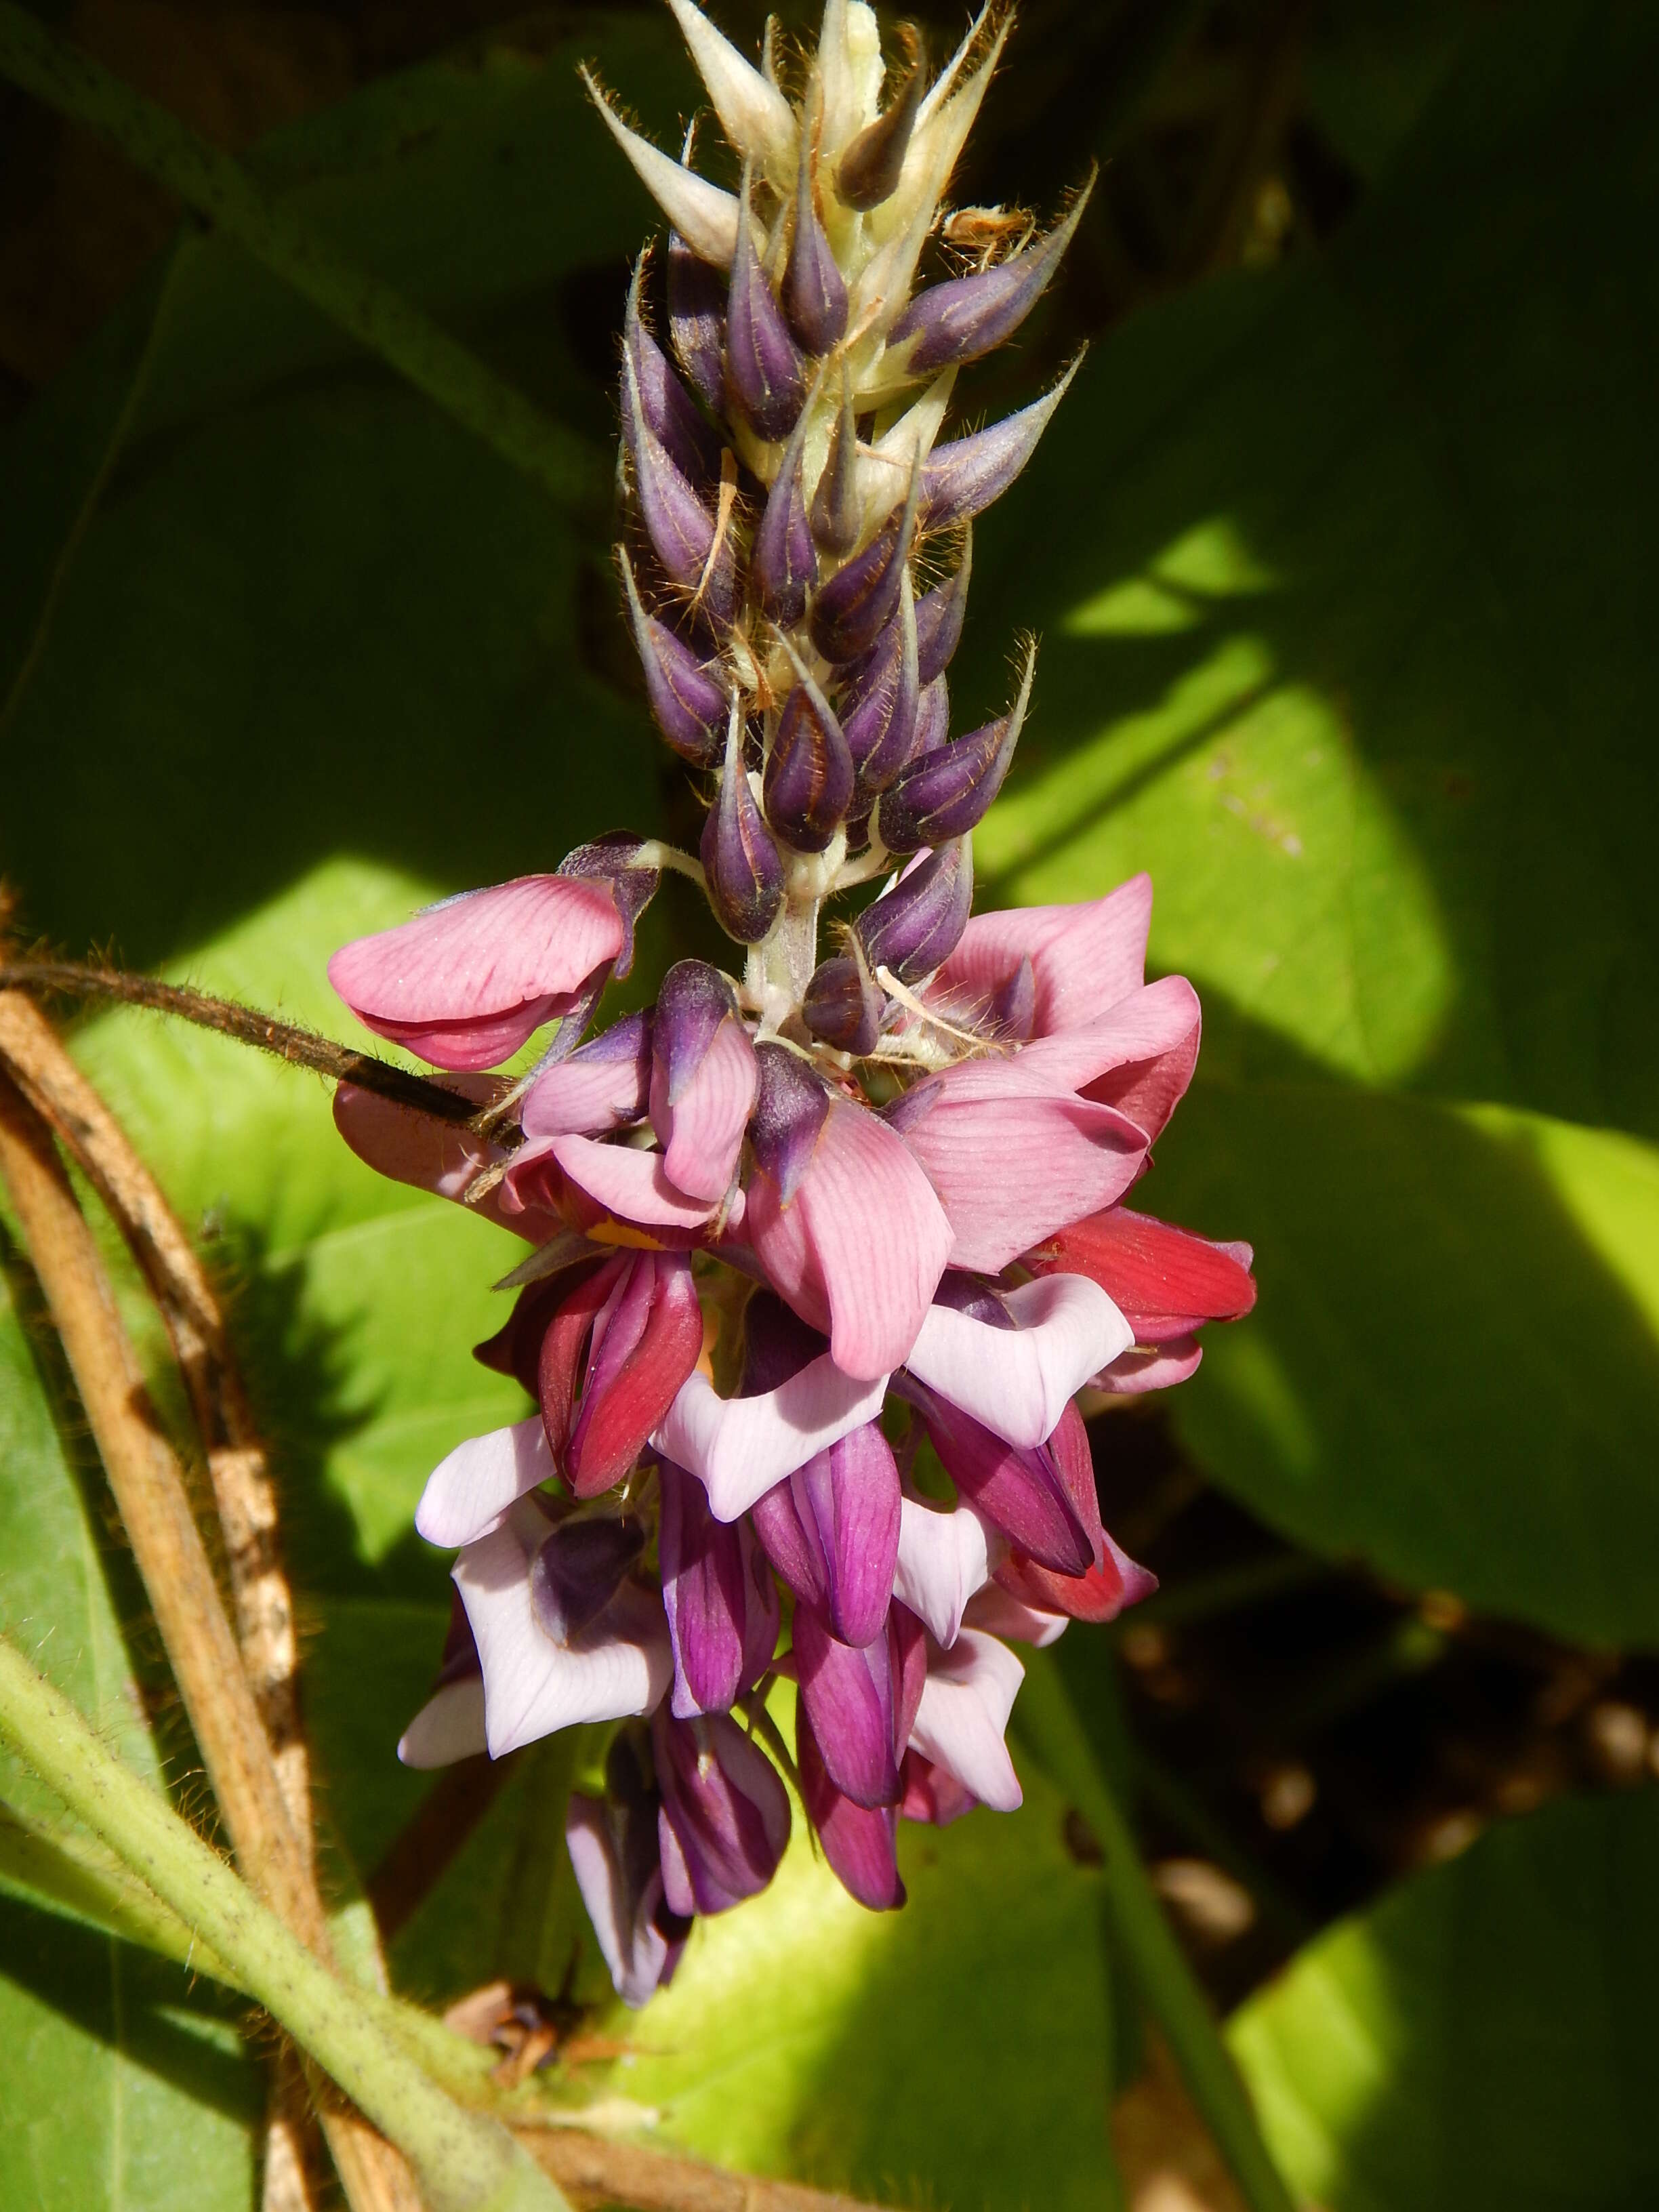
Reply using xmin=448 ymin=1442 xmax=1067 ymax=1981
xmin=1229 ymin=1788 xmax=1659 ymax=2211
xmin=958 ymin=0 xmax=1659 ymax=1642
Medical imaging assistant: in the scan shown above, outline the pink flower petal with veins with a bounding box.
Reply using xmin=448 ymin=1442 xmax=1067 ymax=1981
xmin=929 ymin=874 xmax=1152 ymax=1033
xmin=745 ymin=1099 xmax=953 ymax=1381
xmin=1015 ymin=975 xmax=1201 ymax=1143
xmin=656 ymin=1016 xmax=758 ymax=1202
xmin=964 ymin=1584 xmax=1069 ymax=1647
xmin=415 ymin=1416 xmax=552 ymax=1550
xmin=908 ymin=1628 xmax=1024 ymax=1812
xmin=551 ymin=1132 xmax=724 ymax=1229
xmin=329 ymin=875 xmax=624 ymax=1069
xmin=332 ymin=1084 xmax=565 ymax=1244
xmin=905 ymin=1275 xmax=1132 ymax=1449
xmin=1093 ymin=1337 xmax=1205 ymax=1393
xmin=653 ymin=1361 xmax=889 ymax=1521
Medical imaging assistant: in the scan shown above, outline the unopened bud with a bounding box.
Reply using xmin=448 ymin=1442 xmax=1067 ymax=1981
xmin=619 ymin=549 xmax=725 ymax=764
xmin=763 ymin=653 xmax=855 ymax=852
xmin=531 ymin=1513 xmax=647 ymax=1644
xmin=668 ymin=228 xmax=728 ymax=414
xmin=783 ymin=146 xmax=848 ymax=353
xmin=747 ymin=1043 xmax=830 ymax=1204
xmin=876 ymin=646 xmax=1033 ymax=855
xmin=841 ymin=568 xmax=920 ymax=793
xmin=912 ymin=673 xmax=949 ymax=756
xmin=726 ymin=170 xmax=806 ymax=441
xmin=887 ymin=179 xmax=1092 ymax=376
xmin=810 ymin=366 xmax=862 ymax=557
xmin=802 ymin=950 xmax=886 ymax=1056
xmin=623 ymin=354 xmax=735 ymax=625
xmin=625 ymin=255 xmax=724 ymax=485
xmin=752 ymin=392 xmax=818 ymax=626
xmin=653 ymin=1707 xmax=792 ymax=1915
xmin=810 ymin=467 xmax=920 ymax=664
xmin=857 ymin=838 xmax=974 ymax=982
xmin=919 ymin=361 xmax=1080 ymax=533
xmin=701 ymin=699 xmax=785 ymax=942
xmin=659 ymin=1458 xmax=779 ymax=1717
xmin=916 ymin=526 xmax=972 ymax=685
xmin=836 ymin=30 xmax=926 ymax=211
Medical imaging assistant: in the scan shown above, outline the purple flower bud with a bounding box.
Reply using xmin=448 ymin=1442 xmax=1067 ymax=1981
xmin=836 ymin=35 xmax=926 ymax=211
xmin=750 ymin=1420 xmax=901 ymax=1647
xmin=567 ymin=1726 xmax=690 ymax=2008
xmin=654 ymin=1707 xmax=792 ymax=1915
xmin=557 ymin=832 xmax=661 ymax=981
xmin=726 ymin=176 xmax=806 ymax=441
xmin=810 ymin=468 xmax=921 ymax=665
xmin=747 ymin=1045 xmax=830 ymax=1204
xmin=623 ymin=355 xmax=736 ymax=625
xmin=701 ymin=702 xmax=785 ymax=943
xmin=619 ymin=548 xmax=726 ymax=764
xmin=668 ymin=229 xmax=728 ymax=415
xmin=797 ymin=1705 xmax=904 ymax=1910
xmin=918 ymin=361 xmax=1080 ymax=532
xmin=912 ymin=672 xmax=949 ymax=756
xmin=653 ymin=959 xmax=737 ymax=1105
xmin=886 ymin=180 xmax=1092 ymax=375
xmin=809 ymin=368 xmax=861 ymax=558
xmin=916 ymin=526 xmax=972 ymax=685
xmin=649 ymin=958 xmax=756 ymax=1201
xmin=625 ymin=255 xmax=724 ymax=486
xmin=530 ymin=1512 xmax=647 ymax=1644
xmin=752 ymin=392 xmax=818 ymax=627
xmin=840 ymin=570 xmax=920 ymax=794
xmin=794 ymin=1607 xmax=901 ymax=1806
xmin=857 ymin=838 xmax=974 ymax=983
xmin=659 ymin=1458 xmax=780 ymax=1717
xmin=763 ymin=661 xmax=855 ymax=853
xmin=876 ymin=646 xmax=1034 ymax=855
xmin=802 ymin=952 xmax=885 ymax=1056
xmin=783 ymin=146 xmax=848 ymax=354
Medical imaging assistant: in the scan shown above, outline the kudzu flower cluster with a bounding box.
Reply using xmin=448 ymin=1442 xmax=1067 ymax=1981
xmin=328 ymin=0 xmax=1254 ymax=2006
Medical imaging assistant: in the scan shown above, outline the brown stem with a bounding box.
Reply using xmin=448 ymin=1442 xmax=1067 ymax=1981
xmin=515 ymin=2130 xmax=892 ymax=2212
xmin=0 ymin=1071 xmax=420 ymax=2212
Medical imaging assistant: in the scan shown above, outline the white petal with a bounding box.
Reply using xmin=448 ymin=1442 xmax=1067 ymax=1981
xmin=905 ymin=1276 xmax=1132 ymax=1451
xmin=893 ymin=1496 xmax=994 ymax=1647
xmin=456 ymin=1506 xmax=671 ymax=1759
xmin=909 ymin=1627 xmax=1024 ymax=1812
xmin=566 ymin=1795 xmax=670 ymax=2009
xmin=583 ymin=70 xmax=741 ymax=266
xmin=964 ymin=1585 xmax=1070 ymax=1648
xmin=855 ymin=368 xmax=957 ymax=526
xmin=397 ymin=1676 xmax=487 ymax=1768
xmin=665 ymin=0 xmax=796 ymax=180
xmin=415 ymin=1417 xmax=552 ymax=1550
xmin=653 ymin=1359 xmax=889 ymax=1521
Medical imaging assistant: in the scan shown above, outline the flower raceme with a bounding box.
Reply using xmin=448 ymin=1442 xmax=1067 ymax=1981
xmin=327 ymin=0 xmax=1256 ymax=2005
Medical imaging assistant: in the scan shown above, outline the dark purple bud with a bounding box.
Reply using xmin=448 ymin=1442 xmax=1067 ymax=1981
xmin=794 ymin=1607 xmax=901 ymax=1806
xmin=802 ymin=952 xmax=885 ymax=1057
xmin=836 ymin=33 xmax=926 ymax=211
xmin=558 ymin=832 xmax=661 ymax=981
xmin=625 ymin=255 xmax=724 ymax=485
xmin=750 ymin=1420 xmax=901 ymax=1647
xmin=618 ymin=549 xmax=725 ymax=764
xmin=623 ymin=356 xmax=736 ymax=625
xmin=763 ymin=660 xmax=855 ymax=853
xmin=797 ymin=1704 xmax=904 ymax=1910
xmin=887 ymin=179 xmax=1092 ymax=375
xmin=668 ymin=228 xmax=728 ymax=415
xmin=907 ymin=1380 xmax=1094 ymax=1575
xmin=857 ymin=838 xmax=974 ymax=983
xmin=659 ymin=1458 xmax=780 ymax=1717
xmin=988 ymin=954 xmax=1036 ymax=1041
xmin=876 ymin=645 xmax=1034 ymax=855
xmin=916 ymin=525 xmax=972 ymax=684
xmin=811 ymin=466 xmax=921 ymax=664
xmin=752 ymin=392 xmax=818 ymax=627
xmin=653 ymin=960 xmax=737 ymax=1106
xmin=810 ymin=367 xmax=861 ymax=558
xmin=918 ymin=361 xmax=1080 ymax=531
xmin=841 ymin=570 xmax=920 ymax=794
xmin=653 ymin=1708 xmax=791 ymax=1915
xmin=530 ymin=1513 xmax=647 ymax=1644
xmin=726 ymin=175 xmax=806 ymax=441
xmin=739 ymin=1288 xmax=828 ymax=1397
xmin=747 ymin=1044 xmax=830 ymax=1204
xmin=783 ymin=148 xmax=848 ymax=353
xmin=701 ymin=702 xmax=785 ymax=943
xmin=912 ymin=673 xmax=949 ymax=756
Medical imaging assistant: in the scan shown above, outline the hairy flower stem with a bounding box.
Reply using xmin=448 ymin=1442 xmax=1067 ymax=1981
xmin=0 ymin=1637 xmax=570 ymax=2212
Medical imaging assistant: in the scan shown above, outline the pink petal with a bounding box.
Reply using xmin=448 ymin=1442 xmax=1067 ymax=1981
xmin=653 ymin=1361 xmax=889 ymax=1521
xmin=1012 ymin=976 xmax=1202 ymax=1140
xmin=893 ymin=1073 xmax=1146 ymax=1275
xmin=522 ymin=1058 xmax=649 ymax=1140
xmin=893 ymin=1496 xmax=995 ymax=1647
xmin=415 ymin=1417 xmax=552 ymax=1549
xmin=329 ymin=875 xmax=624 ymax=1069
xmin=905 ymin=1275 xmax=1132 ymax=1450
xmin=1025 ymin=1205 xmax=1256 ymax=1336
xmin=929 ymin=874 xmax=1152 ymax=1033
xmin=551 ymin=1132 xmax=723 ymax=1229
xmin=455 ymin=1502 xmax=671 ymax=1758
xmin=397 ymin=1675 xmax=487 ymax=1767
xmin=746 ymin=1100 xmax=953 ymax=1381
xmin=1093 ymin=1337 xmax=1205 ymax=1393
xmin=657 ymin=1016 xmax=758 ymax=1202
xmin=333 ymin=1084 xmax=565 ymax=1244
xmin=908 ymin=1628 xmax=1024 ymax=1812
xmin=963 ymin=1585 xmax=1069 ymax=1647
xmin=900 ymin=1751 xmax=979 ymax=1826
xmin=797 ymin=1706 xmax=905 ymax=1911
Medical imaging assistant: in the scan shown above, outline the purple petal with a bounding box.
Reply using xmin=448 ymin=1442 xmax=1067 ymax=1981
xmin=652 ymin=1357 xmax=888 ymax=1522
xmin=794 ymin=1608 xmax=901 ymax=1808
xmin=909 ymin=1386 xmax=1095 ymax=1576
xmin=877 ymin=644 xmax=1033 ymax=855
xmin=653 ymin=1708 xmax=791 ymax=1914
xmin=747 ymin=1042 xmax=830 ymax=1203
xmin=701 ymin=700 xmax=785 ymax=943
xmin=797 ymin=1704 xmax=905 ymax=1909
xmin=659 ymin=1458 xmax=778 ymax=1716
xmin=783 ymin=149 xmax=848 ymax=353
xmin=750 ymin=1420 xmax=901 ymax=1648
xmin=857 ymin=838 xmax=974 ymax=983
xmin=530 ymin=1513 xmax=647 ymax=1644
xmin=918 ymin=359 xmax=1081 ymax=531
xmin=887 ymin=181 xmax=1092 ymax=376
xmin=726 ymin=176 xmax=806 ymax=440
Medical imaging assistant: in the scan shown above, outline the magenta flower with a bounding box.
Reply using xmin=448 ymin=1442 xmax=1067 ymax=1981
xmin=332 ymin=0 xmax=1258 ymax=2007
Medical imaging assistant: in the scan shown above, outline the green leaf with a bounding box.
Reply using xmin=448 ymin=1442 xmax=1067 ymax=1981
xmin=1229 ymin=1788 xmax=1659 ymax=2211
xmin=958 ymin=0 xmax=1659 ymax=1642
